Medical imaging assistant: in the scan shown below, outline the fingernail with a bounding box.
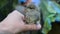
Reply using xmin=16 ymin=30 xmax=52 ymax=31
xmin=36 ymin=21 xmax=41 ymax=30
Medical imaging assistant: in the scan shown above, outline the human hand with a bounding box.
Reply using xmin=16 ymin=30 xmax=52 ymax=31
xmin=0 ymin=10 xmax=41 ymax=34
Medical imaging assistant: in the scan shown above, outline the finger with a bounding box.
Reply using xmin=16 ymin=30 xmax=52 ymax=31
xmin=25 ymin=23 xmax=41 ymax=30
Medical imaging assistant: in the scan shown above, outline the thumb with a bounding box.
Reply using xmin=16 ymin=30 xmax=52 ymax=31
xmin=25 ymin=23 xmax=41 ymax=30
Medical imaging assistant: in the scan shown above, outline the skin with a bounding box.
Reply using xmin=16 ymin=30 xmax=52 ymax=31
xmin=0 ymin=10 xmax=41 ymax=34
xmin=0 ymin=0 xmax=41 ymax=34
xmin=23 ymin=0 xmax=32 ymax=6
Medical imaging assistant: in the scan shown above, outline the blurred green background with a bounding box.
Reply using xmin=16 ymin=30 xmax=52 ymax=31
xmin=0 ymin=0 xmax=18 ymax=21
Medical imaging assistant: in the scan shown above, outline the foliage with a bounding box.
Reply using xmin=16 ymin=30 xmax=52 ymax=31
xmin=40 ymin=0 xmax=60 ymax=34
xmin=0 ymin=0 xmax=13 ymax=21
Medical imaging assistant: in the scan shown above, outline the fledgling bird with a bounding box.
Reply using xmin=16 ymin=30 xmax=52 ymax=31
xmin=24 ymin=2 xmax=40 ymax=24
xmin=16 ymin=0 xmax=40 ymax=24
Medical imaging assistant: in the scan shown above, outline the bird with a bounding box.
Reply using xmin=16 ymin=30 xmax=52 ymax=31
xmin=16 ymin=0 xmax=40 ymax=24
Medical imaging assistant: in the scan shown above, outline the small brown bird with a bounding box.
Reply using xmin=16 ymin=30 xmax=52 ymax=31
xmin=16 ymin=0 xmax=40 ymax=24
